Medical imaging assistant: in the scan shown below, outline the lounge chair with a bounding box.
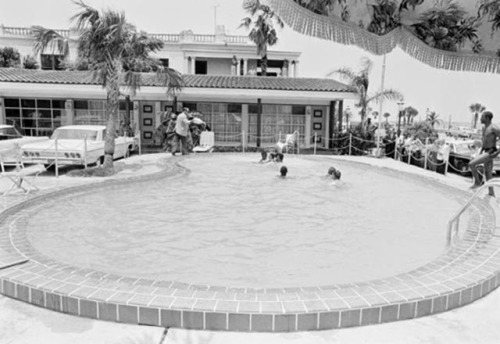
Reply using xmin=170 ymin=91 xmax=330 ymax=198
xmin=0 ymin=149 xmax=46 ymax=195
xmin=276 ymin=132 xmax=298 ymax=153
xmin=193 ymin=131 xmax=215 ymax=153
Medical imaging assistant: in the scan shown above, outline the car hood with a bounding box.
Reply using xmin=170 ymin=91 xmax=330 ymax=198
xmin=21 ymin=139 xmax=100 ymax=151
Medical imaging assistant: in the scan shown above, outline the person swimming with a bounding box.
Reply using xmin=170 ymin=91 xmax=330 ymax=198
xmin=279 ymin=165 xmax=288 ymax=178
xmin=259 ymin=151 xmax=269 ymax=163
xmin=326 ymin=166 xmax=342 ymax=185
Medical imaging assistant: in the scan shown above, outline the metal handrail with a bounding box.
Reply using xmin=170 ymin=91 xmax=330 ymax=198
xmin=446 ymin=179 xmax=500 ymax=245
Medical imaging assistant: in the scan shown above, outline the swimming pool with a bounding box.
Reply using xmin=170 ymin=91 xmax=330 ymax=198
xmin=26 ymin=155 xmax=462 ymax=288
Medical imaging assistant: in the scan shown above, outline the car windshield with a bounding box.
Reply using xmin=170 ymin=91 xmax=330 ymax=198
xmin=51 ymin=129 xmax=98 ymax=141
xmin=0 ymin=127 xmax=21 ymax=140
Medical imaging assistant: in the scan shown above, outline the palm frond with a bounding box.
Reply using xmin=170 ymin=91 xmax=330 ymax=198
xmin=326 ymin=67 xmax=356 ymax=81
xmin=155 ymin=66 xmax=183 ymax=97
xmin=31 ymin=26 xmax=69 ymax=56
xmin=366 ymin=89 xmax=403 ymax=104
xmin=71 ymin=0 xmax=100 ymax=29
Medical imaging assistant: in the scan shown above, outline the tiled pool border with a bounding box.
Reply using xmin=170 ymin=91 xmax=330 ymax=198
xmin=1 ymin=155 xmax=500 ymax=332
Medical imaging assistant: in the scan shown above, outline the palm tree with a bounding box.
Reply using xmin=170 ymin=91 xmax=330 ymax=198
xmin=383 ymin=112 xmax=390 ymax=123
xmin=426 ymin=111 xmax=441 ymax=128
xmin=327 ymin=58 xmax=402 ymax=132
xmin=240 ymin=0 xmax=284 ymax=76
xmin=404 ymin=106 xmax=418 ymax=125
xmin=469 ymin=103 xmax=486 ymax=129
xmin=32 ymin=1 xmax=182 ymax=169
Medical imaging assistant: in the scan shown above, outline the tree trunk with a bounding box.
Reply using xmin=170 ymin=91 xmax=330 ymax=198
xmin=360 ymin=108 xmax=366 ymax=134
xmin=103 ymin=63 xmax=120 ymax=169
xmin=473 ymin=113 xmax=478 ymax=129
xmin=261 ymin=55 xmax=268 ymax=76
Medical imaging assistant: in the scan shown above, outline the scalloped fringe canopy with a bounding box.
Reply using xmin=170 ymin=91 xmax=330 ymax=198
xmin=267 ymin=0 xmax=500 ymax=74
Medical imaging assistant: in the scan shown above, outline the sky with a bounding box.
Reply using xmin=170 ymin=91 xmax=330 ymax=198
xmin=1 ymin=0 xmax=499 ymax=125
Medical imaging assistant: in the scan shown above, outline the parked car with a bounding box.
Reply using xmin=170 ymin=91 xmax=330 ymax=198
xmin=446 ymin=138 xmax=500 ymax=175
xmin=0 ymin=124 xmax=49 ymax=165
xmin=21 ymin=125 xmax=138 ymax=167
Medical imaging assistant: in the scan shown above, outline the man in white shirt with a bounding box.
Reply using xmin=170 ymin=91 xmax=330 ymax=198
xmin=172 ymin=107 xmax=192 ymax=156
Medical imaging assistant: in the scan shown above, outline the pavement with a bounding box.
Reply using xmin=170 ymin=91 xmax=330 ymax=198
xmin=1 ymin=152 xmax=500 ymax=344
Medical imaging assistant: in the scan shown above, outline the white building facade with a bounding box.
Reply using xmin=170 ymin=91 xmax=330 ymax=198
xmin=0 ymin=25 xmax=354 ymax=149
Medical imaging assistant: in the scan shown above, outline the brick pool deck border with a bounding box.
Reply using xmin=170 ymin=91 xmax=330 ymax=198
xmin=1 ymin=155 xmax=500 ymax=332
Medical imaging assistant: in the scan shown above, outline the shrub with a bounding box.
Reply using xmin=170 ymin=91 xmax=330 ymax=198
xmin=23 ymin=55 xmax=39 ymax=69
xmin=0 ymin=47 xmax=21 ymax=67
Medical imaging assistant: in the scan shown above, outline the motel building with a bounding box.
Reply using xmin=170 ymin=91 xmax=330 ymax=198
xmin=0 ymin=24 xmax=356 ymax=150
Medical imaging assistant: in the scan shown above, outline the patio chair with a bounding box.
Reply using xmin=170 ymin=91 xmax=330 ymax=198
xmin=276 ymin=131 xmax=298 ymax=153
xmin=0 ymin=150 xmax=46 ymax=196
xmin=193 ymin=131 xmax=215 ymax=153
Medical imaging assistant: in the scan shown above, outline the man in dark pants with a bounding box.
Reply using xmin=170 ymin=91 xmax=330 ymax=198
xmin=172 ymin=108 xmax=192 ymax=156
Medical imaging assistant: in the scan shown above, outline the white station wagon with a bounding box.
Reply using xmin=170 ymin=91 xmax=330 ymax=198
xmin=0 ymin=124 xmax=49 ymax=165
xmin=21 ymin=125 xmax=138 ymax=167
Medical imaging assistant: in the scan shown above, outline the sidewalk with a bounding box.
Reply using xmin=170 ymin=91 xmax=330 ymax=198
xmin=1 ymin=153 xmax=499 ymax=344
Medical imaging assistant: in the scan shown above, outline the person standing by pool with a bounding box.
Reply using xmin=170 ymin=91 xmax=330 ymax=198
xmin=164 ymin=113 xmax=177 ymax=152
xmin=469 ymin=111 xmax=500 ymax=196
xmin=172 ymin=107 xmax=192 ymax=156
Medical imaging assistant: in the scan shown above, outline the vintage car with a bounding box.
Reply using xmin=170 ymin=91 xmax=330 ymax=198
xmin=446 ymin=138 xmax=500 ymax=175
xmin=0 ymin=124 xmax=49 ymax=165
xmin=21 ymin=125 xmax=138 ymax=167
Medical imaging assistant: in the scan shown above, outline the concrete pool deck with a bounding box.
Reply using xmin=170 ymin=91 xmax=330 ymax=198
xmin=1 ymin=153 xmax=500 ymax=343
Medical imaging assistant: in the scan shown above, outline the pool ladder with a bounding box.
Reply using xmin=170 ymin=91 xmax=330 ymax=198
xmin=447 ymin=179 xmax=500 ymax=246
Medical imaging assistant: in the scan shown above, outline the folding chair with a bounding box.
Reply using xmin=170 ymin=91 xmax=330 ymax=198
xmin=0 ymin=150 xmax=46 ymax=196
xmin=276 ymin=132 xmax=298 ymax=153
xmin=193 ymin=131 xmax=215 ymax=153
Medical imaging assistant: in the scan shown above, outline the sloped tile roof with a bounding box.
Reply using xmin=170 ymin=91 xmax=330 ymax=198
xmin=0 ymin=68 xmax=354 ymax=93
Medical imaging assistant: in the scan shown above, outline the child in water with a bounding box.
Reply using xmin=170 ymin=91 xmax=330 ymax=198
xmin=279 ymin=165 xmax=288 ymax=178
xmin=327 ymin=166 xmax=342 ymax=185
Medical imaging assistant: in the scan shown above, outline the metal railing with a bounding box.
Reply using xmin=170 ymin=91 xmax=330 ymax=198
xmin=446 ymin=179 xmax=500 ymax=246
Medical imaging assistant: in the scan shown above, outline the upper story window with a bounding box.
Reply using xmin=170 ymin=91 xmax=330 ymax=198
xmin=41 ymin=54 xmax=64 ymax=70
xmin=159 ymin=58 xmax=169 ymax=68
xmin=195 ymin=60 xmax=207 ymax=75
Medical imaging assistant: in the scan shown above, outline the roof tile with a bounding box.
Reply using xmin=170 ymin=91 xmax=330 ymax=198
xmin=0 ymin=68 xmax=354 ymax=93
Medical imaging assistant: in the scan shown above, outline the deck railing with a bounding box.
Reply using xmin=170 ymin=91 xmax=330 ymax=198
xmin=1 ymin=26 xmax=70 ymax=37
xmin=1 ymin=25 xmax=250 ymax=44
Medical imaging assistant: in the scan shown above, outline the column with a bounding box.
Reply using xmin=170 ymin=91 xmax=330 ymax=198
xmin=155 ymin=101 xmax=162 ymax=127
xmin=0 ymin=97 xmax=5 ymax=125
xmin=293 ymin=60 xmax=299 ymax=77
xmin=305 ymin=106 xmax=312 ymax=149
xmin=338 ymin=100 xmax=344 ymax=132
xmin=236 ymin=59 xmax=241 ymax=76
xmin=325 ymin=104 xmax=331 ymax=148
xmin=243 ymin=59 xmax=248 ymax=76
xmin=64 ymin=99 xmax=74 ymax=126
xmin=241 ymin=104 xmax=249 ymax=148
xmin=185 ymin=56 xmax=190 ymax=74
xmin=133 ymin=101 xmax=140 ymax=132
xmin=282 ymin=60 xmax=289 ymax=77
xmin=191 ymin=56 xmax=196 ymax=74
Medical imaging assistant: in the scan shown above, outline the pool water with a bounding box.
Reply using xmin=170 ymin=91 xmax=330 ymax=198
xmin=27 ymin=155 xmax=461 ymax=288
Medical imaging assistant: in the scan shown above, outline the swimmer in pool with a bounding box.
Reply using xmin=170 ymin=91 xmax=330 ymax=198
xmin=325 ymin=166 xmax=342 ymax=185
xmin=258 ymin=151 xmax=270 ymax=163
xmin=278 ymin=165 xmax=288 ymax=178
